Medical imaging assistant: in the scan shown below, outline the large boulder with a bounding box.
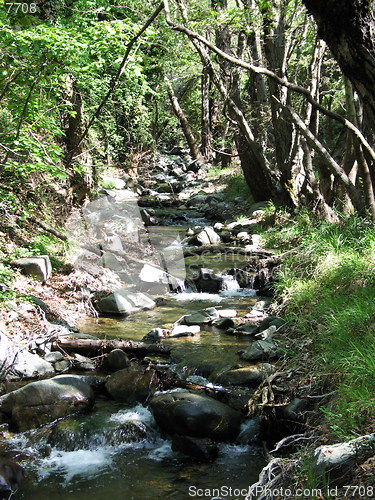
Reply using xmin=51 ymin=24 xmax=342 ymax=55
xmin=148 ymin=391 xmax=242 ymax=441
xmin=11 ymin=255 xmax=52 ymax=282
xmin=105 ymin=365 xmax=159 ymax=404
xmin=0 ymin=375 xmax=95 ymax=431
xmin=194 ymin=227 xmax=221 ymax=246
xmin=194 ymin=268 xmax=224 ymax=293
xmin=97 ymin=290 xmax=156 ymax=315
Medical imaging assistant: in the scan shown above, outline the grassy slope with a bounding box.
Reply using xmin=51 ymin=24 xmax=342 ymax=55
xmin=260 ymin=208 xmax=375 ymax=439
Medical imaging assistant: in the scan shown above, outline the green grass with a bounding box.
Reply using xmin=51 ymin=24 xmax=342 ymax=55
xmin=223 ymin=172 xmax=253 ymax=201
xmin=262 ymin=211 xmax=375 ymax=438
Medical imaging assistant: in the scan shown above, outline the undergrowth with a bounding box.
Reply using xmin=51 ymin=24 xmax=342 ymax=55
xmin=262 ymin=209 xmax=375 ymax=439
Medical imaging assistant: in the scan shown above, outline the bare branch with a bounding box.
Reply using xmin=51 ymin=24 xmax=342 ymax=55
xmin=163 ymin=0 xmax=375 ymax=163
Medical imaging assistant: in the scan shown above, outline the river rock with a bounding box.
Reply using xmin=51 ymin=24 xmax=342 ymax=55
xmin=212 ymin=318 xmax=235 ymax=329
xmin=255 ymin=325 xmax=277 ymax=340
xmin=236 ymin=231 xmax=251 ymax=243
xmin=172 ymin=434 xmax=219 ymax=461
xmin=236 ymin=417 xmax=263 ymax=445
xmin=44 ymin=352 xmax=64 ymax=363
xmin=170 ymin=325 xmax=200 ymax=337
xmin=72 ymin=353 xmax=96 ymax=371
xmin=257 ymin=316 xmax=285 ymax=331
xmin=139 ymin=264 xmax=183 ymax=293
xmin=11 ymin=255 xmax=52 ymax=282
xmin=186 ymin=159 xmax=203 ymax=173
xmin=97 ymin=290 xmax=156 ymax=315
xmin=54 ymin=360 xmax=71 ymax=372
xmin=0 ymin=375 xmax=95 ymax=431
xmin=47 ymin=411 xmax=147 ymax=451
xmin=233 ymin=324 xmax=259 ymax=336
xmin=313 ymin=434 xmax=375 ymax=482
xmin=219 ymin=309 xmax=237 ymax=318
xmin=104 ymin=349 xmax=130 ymax=371
xmin=194 ymin=268 xmax=224 ymax=293
xmin=11 ymin=350 xmax=55 ymax=379
xmin=183 ymin=307 xmax=219 ymax=326
xmin=105 ymin=365 xmax=158 ymax=403
xmin=187 ymin=195 xmax=207 ymax=208
xmin=141 ymin=328 xmax=169 ymax=342
xmin=228 ymin=268 xmax=253 ymax=288
xmin=149 ymin=391 xmax=242 ymax=441
xmin=216 ymin=363 xmax=275 ymax=386
xmin=194 ymin=227 xmax=221 ymax=246
xmin=240 ymin=339 xmax=282 ymax=361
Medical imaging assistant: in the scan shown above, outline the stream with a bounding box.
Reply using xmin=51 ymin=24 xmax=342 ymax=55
xmin=12 ymin=286 xmax=268 ymax=500
xmin=4 ymin=154 xmax=274 ymax=500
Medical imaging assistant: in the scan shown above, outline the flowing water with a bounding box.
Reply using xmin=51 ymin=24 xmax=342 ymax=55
xmin=10 ymin=222 xmax=268 ymax=500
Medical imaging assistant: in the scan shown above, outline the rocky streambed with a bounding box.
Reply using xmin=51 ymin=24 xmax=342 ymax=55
xmin=1 ymin=150 xmax=373 ymax=499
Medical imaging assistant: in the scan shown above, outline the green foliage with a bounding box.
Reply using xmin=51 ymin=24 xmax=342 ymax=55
xmin=223 ymin=171 xmax=252 ymax=201
xmin=269 ymin=213 xmax=375 ymax=438
xmin=0 ymin=0 xmax=162 ymax=190
xmin=0 ymin=263 xmax=16 ymax=287
xmin=26 ymin=234 xmax=65 ymax=270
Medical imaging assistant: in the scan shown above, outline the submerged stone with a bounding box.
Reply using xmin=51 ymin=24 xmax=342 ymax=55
xmin=172 ymin=434 xmax=219 ymax=461
xmin=240 ymin=339 xmax=282 ymax=361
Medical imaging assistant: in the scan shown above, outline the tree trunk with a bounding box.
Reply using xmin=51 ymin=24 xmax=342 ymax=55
xmin=302 ymin=0 xmax=375 ymax=128
xmin=201 ymin=65 xmax=212 ymax=161
xmin=54 ymin=337 xmax=171 ymax=355
xmin=165 ymin=77 xmax=203 ymax=161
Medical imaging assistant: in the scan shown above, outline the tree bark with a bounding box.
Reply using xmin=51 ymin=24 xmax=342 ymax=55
xmin=200 ymin=65 xmax=212 ymax=161
xmin=281 ymin=101 xmax=364 ymax=211
xmin=164 ymin=77 xmax=203 ymax=161
xmin=302 ymin=0 xmax=375 ymax=127
xmin=54 ymin=337 xmax=171 ymax=355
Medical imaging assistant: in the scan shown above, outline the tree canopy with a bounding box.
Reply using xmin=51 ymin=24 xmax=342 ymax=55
xmin=0 ymin=0 xmax=374 ymax=220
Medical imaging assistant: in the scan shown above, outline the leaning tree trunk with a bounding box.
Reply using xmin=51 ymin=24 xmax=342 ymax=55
xmin=302 ymin=0 xmax=375 ymax=128
xmin=201 ymin=65 xmax=212 ymax=161
xmin=165 ymin=77 xmax=203 ymax=161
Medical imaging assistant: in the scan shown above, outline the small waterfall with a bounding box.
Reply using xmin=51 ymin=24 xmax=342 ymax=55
xmin=221 ymin=275 xmax=241 ymax=291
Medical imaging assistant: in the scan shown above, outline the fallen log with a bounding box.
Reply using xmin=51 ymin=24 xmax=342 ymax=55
xmin=54 ymin=337 xmax=171 ymax=356
xmin=183 ymin=245 xmax=273 ymax=258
